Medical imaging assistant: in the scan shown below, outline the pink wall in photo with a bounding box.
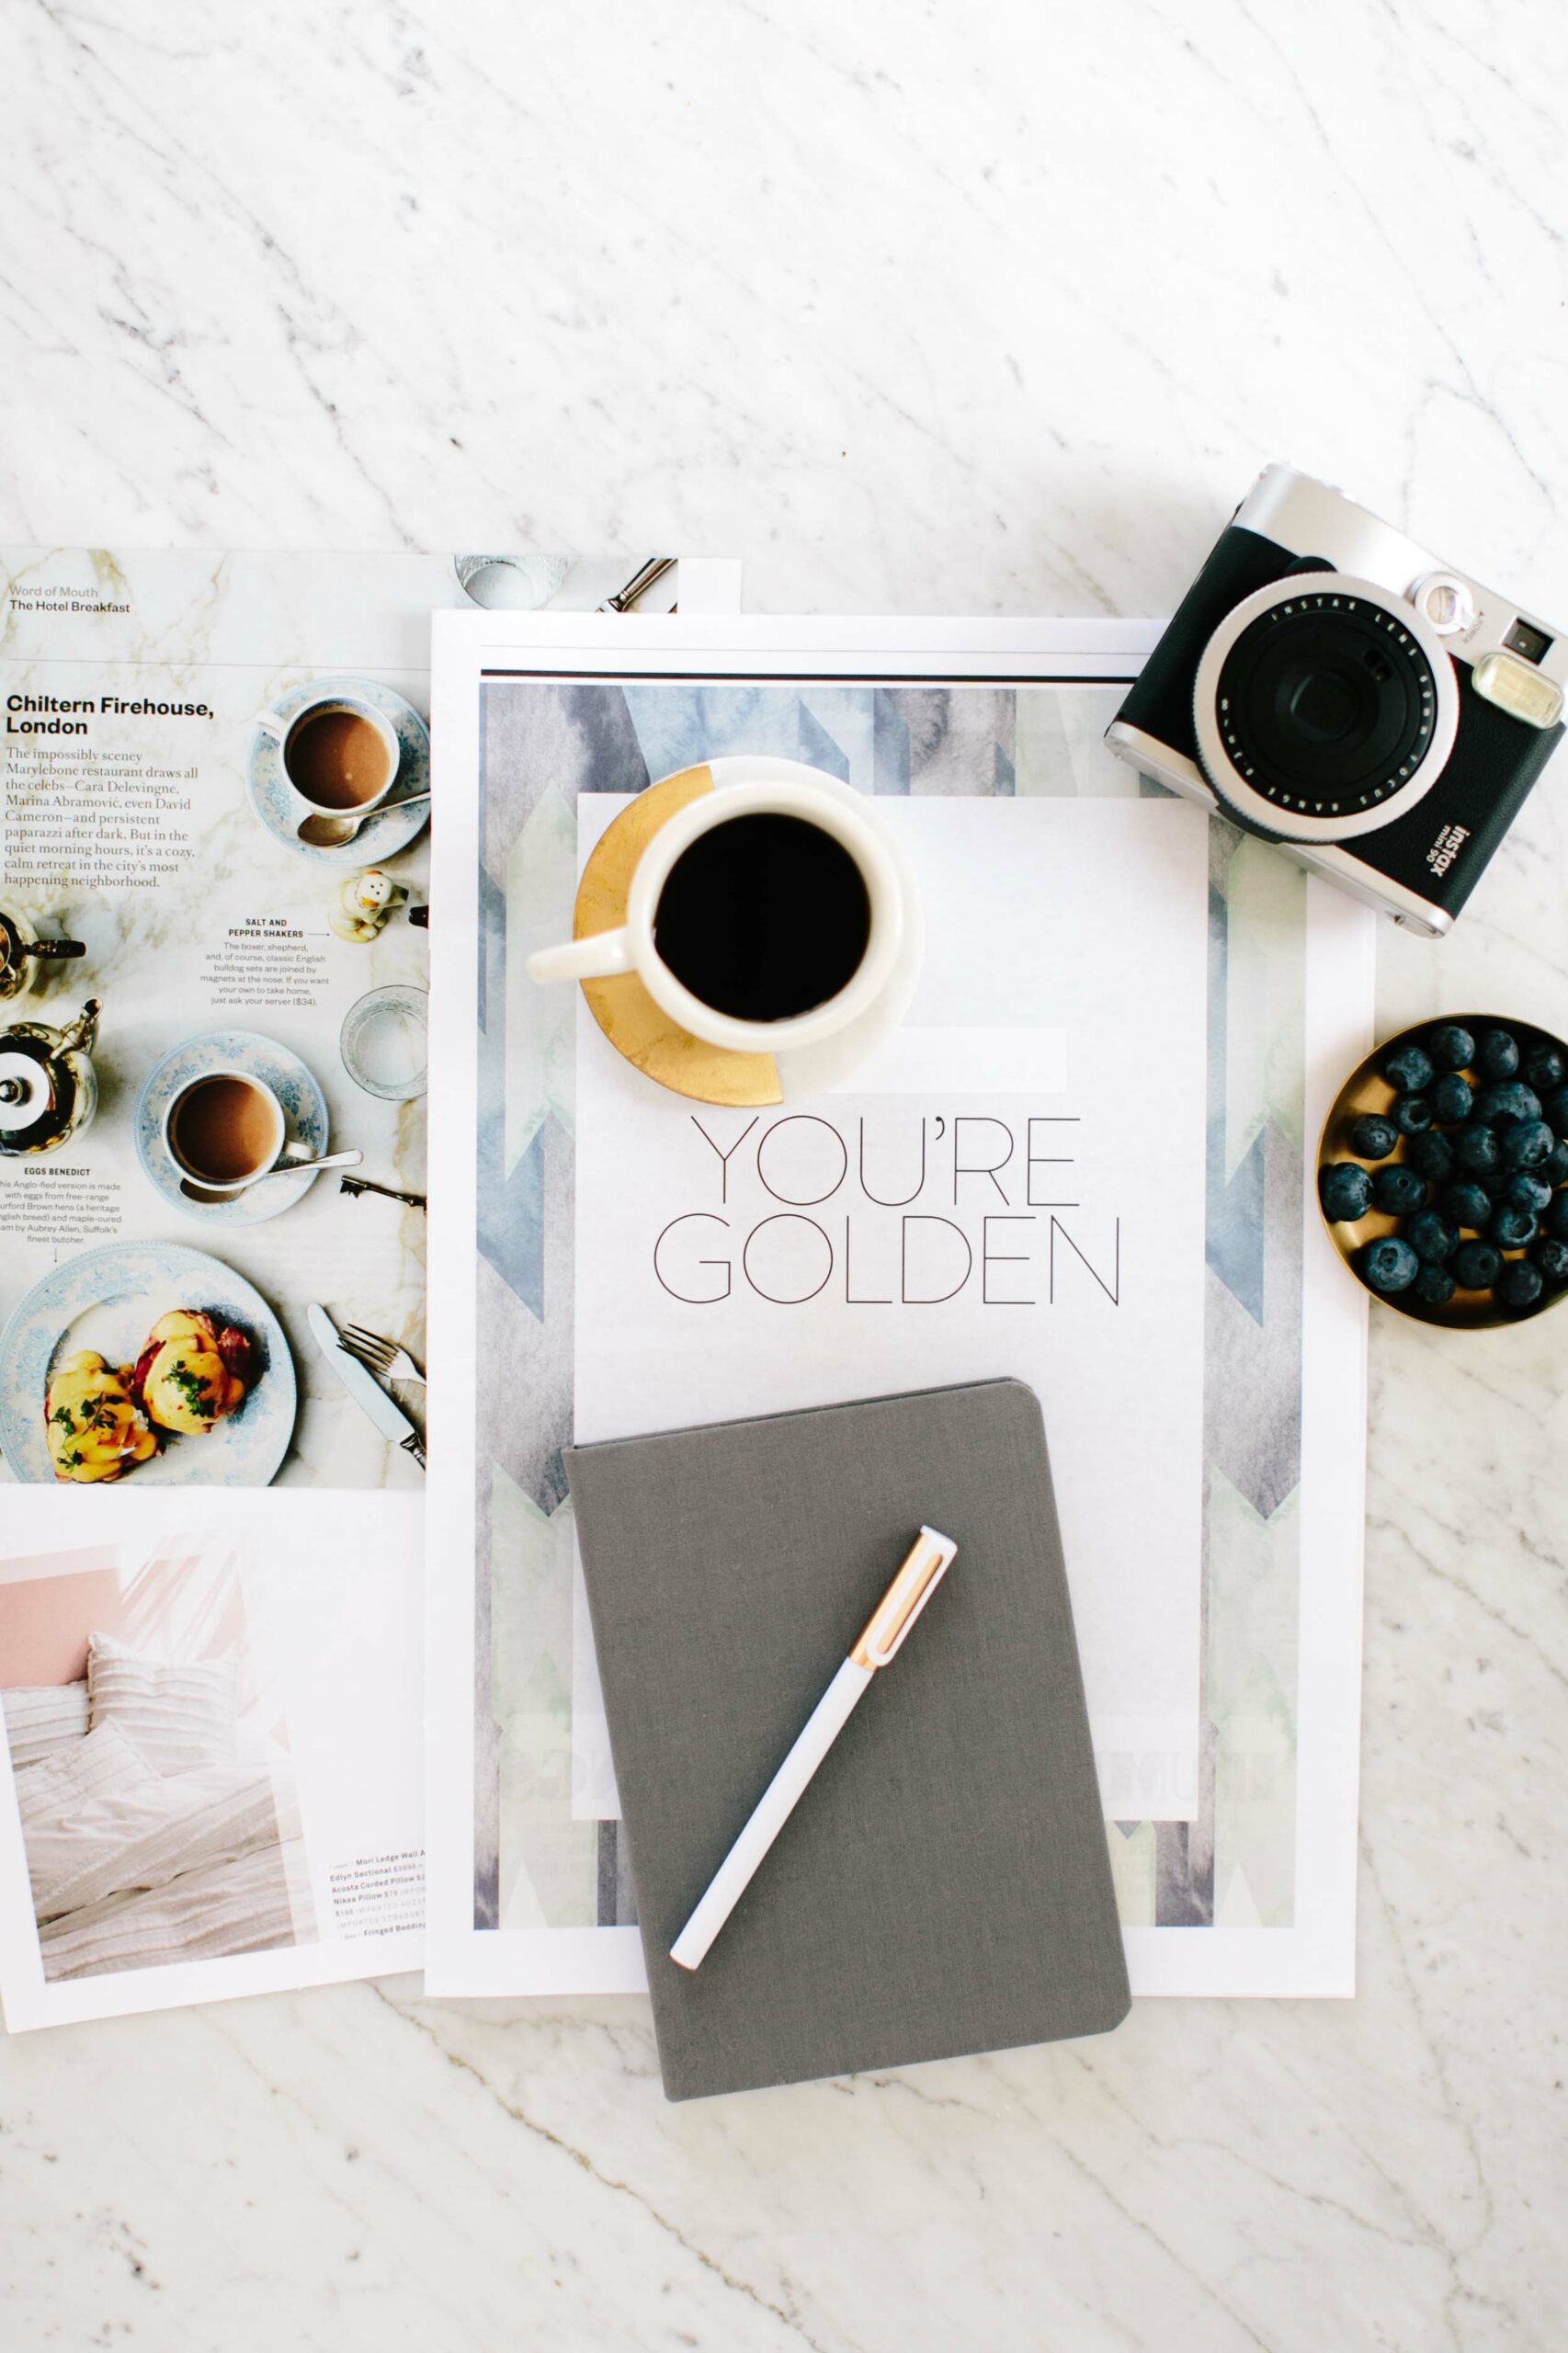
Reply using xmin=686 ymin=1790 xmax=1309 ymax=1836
xmin=0 ymin=1553 xmax=123 ymax=1685
xmin=0 ymin=1548 xmax=244 ymax=1688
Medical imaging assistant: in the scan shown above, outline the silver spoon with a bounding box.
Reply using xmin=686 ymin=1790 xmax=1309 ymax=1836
xmin=179 ymin=1144 xmax=363 ymax=1203
xmin=297 ymin=792 xmax=431 ymax=849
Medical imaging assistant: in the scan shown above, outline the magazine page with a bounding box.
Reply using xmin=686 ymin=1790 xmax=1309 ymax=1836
xmin=423 ymin=614 xmax=1372 ymax=2002
xmin=0 ymin=550 xmax=734 ymax=1494
xmin=0 ymin=550 xmax=741 ymax=2027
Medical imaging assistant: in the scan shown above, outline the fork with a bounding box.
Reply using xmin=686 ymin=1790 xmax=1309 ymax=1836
xmin=337 ymin=1324 xmax=426 ymax=1384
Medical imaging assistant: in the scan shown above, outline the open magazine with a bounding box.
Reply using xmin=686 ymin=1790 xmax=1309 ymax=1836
xmin=0 ymin=550 xmax=739 ymax=2029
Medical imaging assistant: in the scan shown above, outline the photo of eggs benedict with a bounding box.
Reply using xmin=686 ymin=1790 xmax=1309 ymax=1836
xmin=45 ymin=1352 xmax=159 ymax=1483
xmin=129 ymin=1311 xmax=254 ymax=1438
xmin=41 ymin=1310 xmax=255 ymax=1482
xmin=1 ymin=1243 xmax=293 ymax=1488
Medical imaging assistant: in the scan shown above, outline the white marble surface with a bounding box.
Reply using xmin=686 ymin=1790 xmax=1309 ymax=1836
xmin=3 ymin=5 xmax=1565 ymax=2347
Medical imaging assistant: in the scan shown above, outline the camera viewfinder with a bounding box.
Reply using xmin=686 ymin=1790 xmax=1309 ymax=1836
xmin=1503 ymin=617 xmax=1553 ymax=665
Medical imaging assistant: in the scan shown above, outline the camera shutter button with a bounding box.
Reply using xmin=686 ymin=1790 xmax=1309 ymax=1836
xmin=1410 ymin=573 xmax=1475 ymax=636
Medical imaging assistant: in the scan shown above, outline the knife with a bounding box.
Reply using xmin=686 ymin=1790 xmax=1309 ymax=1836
xmin=597 ymin=554 xmax=676 ymax=612
xmin=307 ymin=1302 xmax=426 ymax=1470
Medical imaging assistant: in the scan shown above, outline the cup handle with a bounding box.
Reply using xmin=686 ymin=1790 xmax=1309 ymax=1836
xmin=256 ymin=709 xmax=287 ymax=739
xmin=528 ymin=928 xmax=635 ymax=985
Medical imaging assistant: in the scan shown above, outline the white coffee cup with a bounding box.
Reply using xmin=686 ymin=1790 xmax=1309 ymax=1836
xmin=256 ymin=689 xmax=401 ymax=824
xmin=527 ymin=774 xmax=904 ymax=1055
xmin=163 ymin=1067 xmax=287 ymax=1188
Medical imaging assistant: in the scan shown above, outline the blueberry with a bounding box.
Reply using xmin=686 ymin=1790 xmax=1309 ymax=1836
xmin=1454 ymin=1123 xmax=1501 ymax=1175
xmin=1358 ymin=1236 xmax=1419 ymax=1294
xmin=1413 ymin=1264 xmax=1457 ymax=1308
xmin=1489 ymin=1203 xmax=1539 ymax=1249
xmin=1546 ymin=1190 xmax=1568 ymax=1241
xmin=1501 ymin=1119 xmax=1555 ymax=1172
xmin=1534 ymin=1235 xmax=1568 ymax=1285
xmin=1442 ymin=1180 xmax=1493 ymax=1230
xmin=1319 ymin=1162 xmax=1374 ymax=1222
xmin=1406 ymin=1209 xmax=1459 ymax=1263
xmin=1381 ymin=1043 xmax=1435 ymax=1094
xmin=1544 ymin=1086 xmax=1568 ymax=1134
xmin=1503 ymin=1171 xmax=1553 ymax=1213
xmin=1373 ymin=1165 xmax=1426 ymax=1216
xmin=1349 ymin=1112 xmax=1399 ymax=1160
xmin=1351 ymin=1112 xmax=1401 ymax=1159
xmin=1471 ymin=1082 xmax=1541 ymax=1127
xmin=1452 ymin=1240 xmax=1503 ymax=1290
xmin=1426 ymin=1023 xmax=1475 ymax=1074
xmin=1391 ymin=1093 xmax=1433 ymax=1137
xmin=1546 ymin=1140 xmax=1568 ymax=1186
xmin=1407 ymin=1131 xmax=1456 ymax=1185
xmin=1476 ymin=1029 xmax=1520 ymax=1082
xmin=1495 ymin=1260 xmax=1544 ymax=1312
xmin=1430 ymin=1073 xmax=1473 ymax=1125
xmin=1523 ymin=1043 xmax=1567 ymax=1093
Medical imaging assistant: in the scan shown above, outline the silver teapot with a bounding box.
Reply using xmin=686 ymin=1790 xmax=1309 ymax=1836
xmin=0 ymin=998 xmax=100 ymax=1156
xmin=0 ymin=906 xmax=86 ymax=1003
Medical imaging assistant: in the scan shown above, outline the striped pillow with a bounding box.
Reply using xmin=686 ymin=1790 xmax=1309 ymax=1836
xmin=14 ymin=1717 xmax=153 ymax=1826
xmin=86 ymin=1634 xmax=237 ymax=1775
xmin=3 ymin=1681 xmax=90 ymax=1772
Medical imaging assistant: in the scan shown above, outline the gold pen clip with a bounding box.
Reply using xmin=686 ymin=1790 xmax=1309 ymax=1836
xmin=848 ymin=1525 xmax=959 ymax=1670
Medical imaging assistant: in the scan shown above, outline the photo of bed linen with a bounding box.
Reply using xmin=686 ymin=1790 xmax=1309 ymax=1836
xmin=0 ymin=1507 xmax=424 ymax=2029
xmin=1 ymin=1601 xmax=313 ymax=1983
xmin=13 ymin=1683 xmax=307 ymax=1983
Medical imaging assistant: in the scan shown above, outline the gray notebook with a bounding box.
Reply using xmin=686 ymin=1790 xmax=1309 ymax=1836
xmin=565 ymin=1378 xmax=1130 ymax=2100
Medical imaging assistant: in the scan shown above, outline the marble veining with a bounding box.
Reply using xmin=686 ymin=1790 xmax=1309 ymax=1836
xmin=2 ymin=3 xmax=1566 ymax=2348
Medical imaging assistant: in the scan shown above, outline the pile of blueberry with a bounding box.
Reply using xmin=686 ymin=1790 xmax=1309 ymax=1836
xmin=1320 ymin=1022 xmax=1568 ymax=1315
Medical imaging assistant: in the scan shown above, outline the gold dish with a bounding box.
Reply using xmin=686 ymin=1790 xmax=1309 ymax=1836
xmin=1318 ymin=1011 xmax=1568 ymax=1330
xmin=576 ymin=766 xmax=784 ymax=1108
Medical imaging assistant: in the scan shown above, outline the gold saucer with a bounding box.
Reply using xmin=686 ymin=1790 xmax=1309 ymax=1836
xmin=575 ymin=767 xmax=784 ymax=1108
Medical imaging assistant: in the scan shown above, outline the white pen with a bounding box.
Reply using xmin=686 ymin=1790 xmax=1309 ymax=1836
xmin=669 ymin=1525 xmax=959 ymax=1972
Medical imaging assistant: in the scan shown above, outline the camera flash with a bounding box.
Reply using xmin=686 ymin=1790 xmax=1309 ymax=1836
xmin=1472 ymin=650 xmax=1564 ymax=731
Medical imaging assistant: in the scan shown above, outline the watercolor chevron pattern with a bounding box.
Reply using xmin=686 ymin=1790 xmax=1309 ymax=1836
xmin=473 ymin=681 xmax=1306 ymax=1939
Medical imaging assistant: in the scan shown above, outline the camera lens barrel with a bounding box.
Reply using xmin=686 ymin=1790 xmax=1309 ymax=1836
xmin=1192 ymin=574 xmax=1460 ymax=844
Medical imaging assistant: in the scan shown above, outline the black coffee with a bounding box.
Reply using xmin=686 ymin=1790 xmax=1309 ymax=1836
xmin=653 ymin=813 xmax=872 ymax=1022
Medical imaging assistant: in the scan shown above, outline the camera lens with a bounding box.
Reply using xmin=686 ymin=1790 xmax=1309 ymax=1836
xmin=1210 ymin=590 xmax=1438 ymax=820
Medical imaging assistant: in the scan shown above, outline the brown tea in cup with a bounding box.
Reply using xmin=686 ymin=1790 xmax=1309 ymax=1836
xmin=168 ymin=1074 xmax=283 ymax=1185
xmin=285 ymin=707 xmax=393 ymax=811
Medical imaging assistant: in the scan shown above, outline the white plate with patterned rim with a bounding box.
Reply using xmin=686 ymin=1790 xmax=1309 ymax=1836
xmin=247 ymin=674 xmax=430 ymax=866
xmin=135 ymin=1029 xmax=329 ymax=1225
xmin=0 ymin=1241 xmax=296 ymax=1487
